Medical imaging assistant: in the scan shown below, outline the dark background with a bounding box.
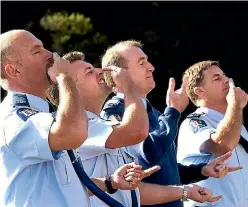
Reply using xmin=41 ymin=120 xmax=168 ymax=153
xmin=2 ymin=1 xmax=248 ymax=130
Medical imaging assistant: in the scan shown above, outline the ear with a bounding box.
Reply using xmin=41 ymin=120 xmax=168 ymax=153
xmin=194 ymin=86 xmax=204 ymax=98
xmin=4 ymin=64 xmax=20 ymax=78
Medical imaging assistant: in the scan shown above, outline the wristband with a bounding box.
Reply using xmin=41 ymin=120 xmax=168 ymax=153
xmin=105 ymin=175 xmax=118 ymax=194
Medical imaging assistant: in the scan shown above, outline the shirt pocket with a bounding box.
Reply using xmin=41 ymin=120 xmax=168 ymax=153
xmin=55 ymin=152 xmax=72 ymax=186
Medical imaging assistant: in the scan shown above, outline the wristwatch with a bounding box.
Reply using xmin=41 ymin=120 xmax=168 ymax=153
xmin=180 ymin=185 xmax=189 ymax=202
xmin=104 ymin=175 xmax=118 ymax=194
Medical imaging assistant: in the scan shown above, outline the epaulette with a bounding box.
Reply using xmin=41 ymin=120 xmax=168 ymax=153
xmin=186 ymin=112 xmax=205 ymax=119
xmin=16 ymin=108 xmax=39 ymax=122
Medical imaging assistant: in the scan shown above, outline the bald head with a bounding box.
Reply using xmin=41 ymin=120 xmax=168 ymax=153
xmin=0 ymin=29 xmax=52 ymax=98
xmin=0 ymin=29 xmax=29 ymax=88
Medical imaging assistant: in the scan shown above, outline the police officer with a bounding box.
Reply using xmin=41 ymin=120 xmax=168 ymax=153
xmin=48 ymin=51 xmax=227 ymax=207
xmin=100 ymin=40 xmax=242 ymax=207
xmin=0 ymin=29 xmax=90 ymax=207
xmin=177 ymin=60 xmax=248 ymax=207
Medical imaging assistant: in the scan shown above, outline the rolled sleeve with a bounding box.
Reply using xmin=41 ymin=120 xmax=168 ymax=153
xmin=78 ymin=119 xmax=113 ymax=160
xmin=5 ymin=112 xmax=59 ymax=166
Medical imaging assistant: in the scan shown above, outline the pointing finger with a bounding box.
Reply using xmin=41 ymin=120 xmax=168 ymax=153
xmin=142 ymin=166 xmax=161 ymax=178
xmin=229 ymin=78 xmax=235 ymax=89
xmin=167 ymin=78 xmax=176 ymax=94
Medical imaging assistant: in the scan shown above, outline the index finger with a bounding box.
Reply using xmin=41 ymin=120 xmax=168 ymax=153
xmin=208 ymin=195 xmax=222 ymax=203
xmin=167 ymin=78 xmax=176 ymax=94
xmin=142 ymin=166 xmax=161 ymax=178
xmin=216 ymin=151 xmax=232 ymax=163
xmin=229 ymin=78 xmax=235 ymax=89
xmin=102 ymin=67 xmax=118 ymax=73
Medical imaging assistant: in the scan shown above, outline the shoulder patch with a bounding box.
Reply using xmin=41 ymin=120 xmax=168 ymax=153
xmin=16 ymin=108 xmax=39 ymax=121
xmin=189 ymin=118 xmax=208 ymax=133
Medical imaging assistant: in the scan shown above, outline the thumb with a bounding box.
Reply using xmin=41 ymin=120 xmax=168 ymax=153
xmin=142 ymin=165 xmax=161 ymax=179
xmin=229 ymin=78 xmax=235 ymax=89
xmin=167 ymin=78 xmax=176 ymax=94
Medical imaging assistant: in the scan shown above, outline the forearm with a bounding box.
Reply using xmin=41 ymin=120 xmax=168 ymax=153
xmin=139 ymin=182 xmax=183 ymax=205
xmin=49 ymin=74 xmax=88 ymax=150
xmin=88 ymin=177 xmax=107 ymax=196
xmin=122 ymin=84 xmax=149 ymax=138
xmin=209 ymin=105 xmax=242 ymax=154
xmin=56 ymin=74 xmax=87 ymax=129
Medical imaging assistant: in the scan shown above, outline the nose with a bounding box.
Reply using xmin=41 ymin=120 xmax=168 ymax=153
xmin=147 ymin=62 xmax=155 ymax=72
xmin=45 ymin=49 xmax=53 ymax=59
xmin=224 ymin=76 xmax=229 ymax=84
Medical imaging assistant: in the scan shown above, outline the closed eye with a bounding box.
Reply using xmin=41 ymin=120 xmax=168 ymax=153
xmin=33 ymin=51 xmax=40 ymax=55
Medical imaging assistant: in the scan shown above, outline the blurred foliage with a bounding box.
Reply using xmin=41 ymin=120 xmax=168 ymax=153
xmin=38 ymin=11 xmax=108 ymax=66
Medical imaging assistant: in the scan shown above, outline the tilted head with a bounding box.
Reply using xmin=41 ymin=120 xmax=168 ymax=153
xmin=0 ymin=29 xmax=53 ymax=98
xmin=184 ymin=60 xmax=229 ymax=107
xmin=48 ymin=51 xmax=111 ymax=109
xmin=101 ymin=40 xmax=155 ymax=98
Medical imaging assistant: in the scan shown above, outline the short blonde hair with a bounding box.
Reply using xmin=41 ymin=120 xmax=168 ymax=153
xmin=184 ymin=60 xmax=220 ymax=105
xmin=101 ymin=40 xmax=143 ymax=68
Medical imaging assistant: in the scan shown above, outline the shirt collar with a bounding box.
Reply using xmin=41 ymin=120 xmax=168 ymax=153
xmin=86 ymin=111 xmax=100 ymax=120
xmin=8 ymin=91 xmax=50 ymax=113
xmin=116 ymin=92 xmax=147 ymax=109
xmin=196 ymin=106 xmax=225 ymax=122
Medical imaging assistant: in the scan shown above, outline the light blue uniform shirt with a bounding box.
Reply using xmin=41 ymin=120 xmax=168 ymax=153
xmin=0 ymin=91 xmax=89 ymax=207
xmin=78 ymin=111 xmax=140 ymax=207
xmin=177 ymin=107 xmax=248 ymax=207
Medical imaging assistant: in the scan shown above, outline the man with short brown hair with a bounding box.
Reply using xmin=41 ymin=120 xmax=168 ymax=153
xmin=177 ymin=60 xmax=248 ymax=207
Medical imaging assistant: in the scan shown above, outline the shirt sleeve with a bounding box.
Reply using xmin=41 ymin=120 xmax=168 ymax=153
xmin=177 ymin=117 xmax=216 ymax=163
xmin=4 ymin=111 xmax=60 ymax=167
xmin=78 ymin=118 xmax=113 ymax=160
xmin=142 ymin=107 xmax=181 ymax=165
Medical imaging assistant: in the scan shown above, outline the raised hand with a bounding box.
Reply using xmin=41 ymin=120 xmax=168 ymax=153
xmin=102 ymin=66 xmax=136 ymax=93
xmin=201 ymin=151 xmax=243 ymax=178
xmin=226 ymin=78 xmax=248 ymax=110
xmin=166 ymin=76 xmax=189 ymax=113
xmin=47 ymin=52 xmax=73 ymax=83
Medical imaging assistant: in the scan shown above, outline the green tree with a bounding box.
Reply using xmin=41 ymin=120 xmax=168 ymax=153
xmin=39 ymin=11 xmax=108 ymax=66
